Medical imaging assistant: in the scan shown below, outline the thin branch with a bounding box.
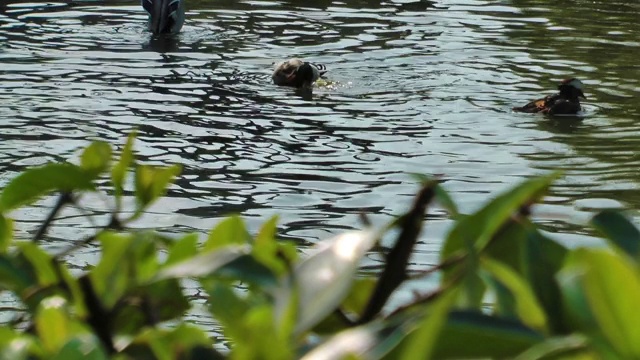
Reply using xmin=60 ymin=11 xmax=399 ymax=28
xmin=407 ymin=253 xmax=466 ymax=280
xmin=33 ymin=192 xmax=74 ymax=242
xmin=357 ymin=183 xmax=436 ymax=324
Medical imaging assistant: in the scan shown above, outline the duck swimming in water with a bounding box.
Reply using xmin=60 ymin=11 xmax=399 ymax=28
xmin=513 ymin=78 xmax=587 ymax=115
xmin=142 ymin=0 xmax=185 ymax=34
xmin=272 ymin=59 xmax=327 ymax=88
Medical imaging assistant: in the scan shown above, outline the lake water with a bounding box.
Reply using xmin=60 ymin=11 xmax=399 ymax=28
xmin=1 ymin=0 xmax=639 ymax=336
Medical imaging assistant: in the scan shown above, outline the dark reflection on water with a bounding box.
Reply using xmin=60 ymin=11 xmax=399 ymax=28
xmin=1 ymin=0 xmax=639 ymax=326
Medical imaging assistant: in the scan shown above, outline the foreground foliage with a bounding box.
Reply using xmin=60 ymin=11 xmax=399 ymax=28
xmin=0 ymin=133 xmax=637 ymax=359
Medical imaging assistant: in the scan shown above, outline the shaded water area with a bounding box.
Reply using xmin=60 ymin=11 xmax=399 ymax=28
xmin=1 ymin=0 xmax=639 ymax=336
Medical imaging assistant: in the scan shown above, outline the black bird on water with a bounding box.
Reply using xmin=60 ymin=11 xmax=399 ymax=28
xmin=142 ymin=0 xmax=185 ymax=34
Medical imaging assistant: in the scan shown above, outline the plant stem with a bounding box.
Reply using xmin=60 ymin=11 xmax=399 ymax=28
xmin=33 ymin=191 xmax=73 ymax=242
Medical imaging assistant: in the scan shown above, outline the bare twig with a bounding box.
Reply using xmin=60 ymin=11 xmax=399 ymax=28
xmin=357 ymin=183 xmax=436 ymax=324
xmin=33 ymin=192 xmax=74 ymax=242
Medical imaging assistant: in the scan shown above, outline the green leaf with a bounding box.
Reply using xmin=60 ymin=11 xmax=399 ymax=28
xmin=399 ymin=289 xmax=458 ymax=360
xmin=51 ymin=336 xmax=108 ymax=360
xmin=0 ymin=255 xmax=35 ymax=294
xmin=36 ymin=296 xmax=73 ymax=354
xmin=514 ymin=334 xmax=593 ymax=360
xmin=591 ymin=210 xmax=640 ymax=261
xmin=155 ymin=245 xmax=248 ymax=280
xmin=253 ymin=216 xmax=295 ymax=276
xmin=112 ymin=279 xmax=189 ymax=335
xmin=124 ymin=326 xmax=223 ymax=360
xmin=342 ymin=278 xmax=377 ymax=317
xmin=112 ymin=132 xmax=136 ymax=211
xmin=0 ymin=328 xmax=44 ymax=360
xmin=204 ymin=215 xmax=251 ymax=252
xmin=134 ymin=164 xmax=181 ymax=211
xmin=90 ymin=233 xmax=135 ymax=308
xmin=0 ymin=214 xmax=12 ymax=253
xmin=232 ymin=305 xmax=294 ymax=360
xmin=558 ymin=249 xmax=640 ymax=357
xmin=0 ymin=163 xmax=96 ymax=211
xmin=442 ymin=172 xmax=559 ymax=259
xmin=432 ymin=311 xmax=544 ymax=358
xmin=481 ymin=258 xmax=547 ymax=331
xmin=216 ymin=254 xmax=279 ymax=287
xmin=91 ymin=232 xmax=160 ymax=308
xmin=206 ymin=282 xmax=252 ymax=341
xmin=165 ymin=233 xmax=198 ymax=265
xmin=18 ymin=242 xmax=58 ymax=286
xmin=524 ymin=227 xmax=569 ymax=334
xmin=146 ymin=325 xmax=220 ymax=360
xmin=274 ymin=229 xmax=378 ymax=336
xmin=80 ymin=141 xmax=112 ymax=178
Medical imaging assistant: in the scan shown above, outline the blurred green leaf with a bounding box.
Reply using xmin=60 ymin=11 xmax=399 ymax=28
xmin=432 ymin=311 xmax=544 ymax=358
xmin=481 ymin=258 xmax=547 ymax=332
xmin=165 ymin=233 xmax=199 ymax=266
xmin=91 ymin=233 xmax=135 ymax=308
xmin=217 ymin=254 xmax=279 ymax=288
xmin=91 ymin=232 xmax=160 ymax=308
xmin=442 ymin=172 xmax=559 ymax=260
xmin=302 ymin=320 xmax=403 ymax=360
xmin=252 ymin=215 xmax=286 ymax=275
xmin=112 ymin=132 xmax=136 ymax=211
xmin=0 ymin=255 xmax=34 ymax=294
xmin=80 ymin=141 xmax=112 ymax=179
xmin=18 ymin=242 xmax=58 ymax=286
xmin=35 ymin=296 xmax=75 ymax=354
xmin=0 ymin=163 xmax=96 ymax=211
xmin=399 ymin=289 xmax=458 ymax=360
xmin=51 ymin=336 xmax=108 ymax=360
xmin=484 ymin=219 xmax=528 ymax=275
xmin=591 ymin=210 xmax=640 ymax=261
xmin=206 ymin=282 xmax=252 ymax=341
xmin=156 ymin=245 xmax=247 ymax=279
xmin=524 ymin=227 xmax=568 ymax=334
xmin=134 ymin=164 xmax=181 ymax=212
xmin=274 ymin=229 xmax=378 ymax=336
xmin=342 ymin=278 xmax=377 ymax=317
xmin=514 ymin=334 xmax=593 ymax=360
xmin=130 ymin=325 xmax=221 ymax=360
xmin=0 ymin=329 xmax=44 ymax=360
xmin=234 ymin=305 xmax=294 ymax=360
xmin=558 ymin=249 xmax=640 ymax=358
xmin=204 ymin=215 xmax=251 ymax=252
xmin=0 ymin=214 xmax=12 ymax=253
xmin=113 ymin=279 xmax=189 ymax=335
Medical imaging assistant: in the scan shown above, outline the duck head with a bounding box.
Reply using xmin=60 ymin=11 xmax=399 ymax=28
xmin=558 ymin=78 xmax=587 ymax=100
xmin=272 ymin=59 xmax=324 ymax=88
xmin=142 ymin=0 xmax=185 ymax=34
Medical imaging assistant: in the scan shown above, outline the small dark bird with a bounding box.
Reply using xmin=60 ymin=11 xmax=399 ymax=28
xmin=513 ymin=78 xmax=587 ymax=115
xmin=142 ymin=0 xmax=185 ymax=35
xmin=272 ymin=59 xmax=327 ymax=88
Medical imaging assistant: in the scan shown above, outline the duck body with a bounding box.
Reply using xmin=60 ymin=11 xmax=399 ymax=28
xmin=142 ymin=0 xmax=185 ymax=34
xmin=513 ymin=78 xmax=586 ymax=115
xmin=272 ymin=59 xmax=327 ymax=88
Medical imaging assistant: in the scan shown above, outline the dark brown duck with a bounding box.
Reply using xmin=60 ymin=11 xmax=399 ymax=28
xmin=513 ymin=78 xmax=586 ymax=115
xmin=272 ymin=59 xmax=327 ymax=88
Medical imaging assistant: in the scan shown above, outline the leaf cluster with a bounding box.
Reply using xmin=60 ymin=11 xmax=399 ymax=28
xmin=0 ymin=134 xmax=636 ymax=359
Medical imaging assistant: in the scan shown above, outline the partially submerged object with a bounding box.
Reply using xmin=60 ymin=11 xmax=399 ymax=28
xmin=513 ymin=78 xmax=587 ymax=116
xmin=142 ymin=0 xmax=185 ymax=34
xmin=272 ymin=59 xmax=328 ymax=88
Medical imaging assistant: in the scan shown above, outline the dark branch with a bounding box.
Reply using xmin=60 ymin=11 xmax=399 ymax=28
xmin=357 ymin=183 xmax=436 ymax=324
xmin=33 ymin=191 xmax=74 ymax=242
